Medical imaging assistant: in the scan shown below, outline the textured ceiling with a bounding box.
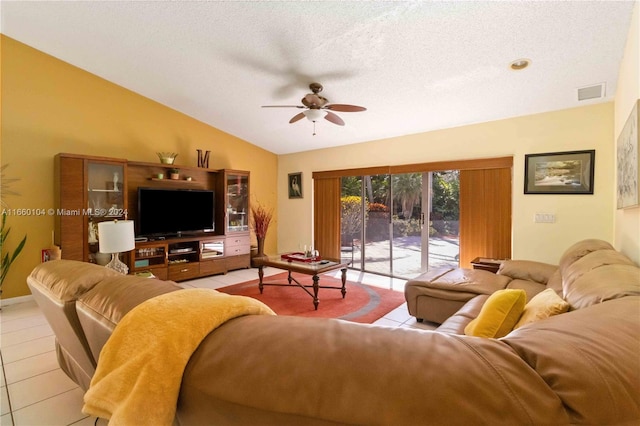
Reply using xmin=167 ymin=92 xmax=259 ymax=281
xmin=1 ymin=1 xmax=635 ymax=154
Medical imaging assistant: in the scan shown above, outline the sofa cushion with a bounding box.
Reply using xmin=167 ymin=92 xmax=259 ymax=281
xmin=180 ymin=314 xmax=570 ymax=425
xmin=564 ymin=263 xmax=640 ymax=310
xmin=78 ymin=275 xmax=183 ymax=327
xmin=506 ymin=279 xmax=546 ymax=303
xmin=464 ymin=289 xmax=526 ymax=338
xmin=562 ymin=249 xmax=636 ymax=292
xmin=405 ymin=267 xmax=513 ymax=324
xmin=514 ymin=288 xmax=570 ymax=329
xmin=29 ymin=260 xmax=120 ymax=302
xmin=545 ymin=269 xmax=563 ymax=295
xmin=76 ymin=275 xmax=183 ymax=363
xmin=498 ymin=260 xmax=558 ymax=284
xmin=407 ymin=268 xmax=512 ymax=295
xmin=558 ymin=239 xmax=614 ymax=275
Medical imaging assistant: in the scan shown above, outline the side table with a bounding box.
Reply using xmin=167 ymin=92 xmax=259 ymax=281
xmin=470 ymin=257 xmax=507 ymax=274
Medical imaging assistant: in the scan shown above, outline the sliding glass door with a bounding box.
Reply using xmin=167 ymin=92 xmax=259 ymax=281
xmin=340 ymin=171 xmax=460 ymax=279
xmin=428 ymin=171 xmax=461 ymax=270
xmin=391 ymin=173 xmax=424 ymax=277
xmin=318 ymin=156 xmax=511 ymax=279
xmin=363 ymin=174 xmax=391 ymax=275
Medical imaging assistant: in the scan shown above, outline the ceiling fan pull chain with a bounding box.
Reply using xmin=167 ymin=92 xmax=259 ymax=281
xmin=313 ymin=120 xmax=317 ymax=136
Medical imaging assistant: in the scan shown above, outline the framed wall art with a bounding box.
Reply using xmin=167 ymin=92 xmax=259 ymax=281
xmin=616 ymin=100 xmax=639 ymax=209
xmin=288 ymin=172 xmax=303 ymax=199
xmin=524 ymin=150 xmax=595 ymax=194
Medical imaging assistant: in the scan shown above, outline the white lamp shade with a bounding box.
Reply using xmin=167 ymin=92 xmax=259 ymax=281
xmin=98 ymin=220 xmax=135 ymax=253
xmin=303 ymin=109 xmax=327 ymax=122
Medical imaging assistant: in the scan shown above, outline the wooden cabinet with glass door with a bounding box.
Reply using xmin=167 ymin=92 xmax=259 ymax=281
xmin=217 ymin=170 xmax=251 ymax=270
xmin=55 ymin=154 xmax=128 ymax=264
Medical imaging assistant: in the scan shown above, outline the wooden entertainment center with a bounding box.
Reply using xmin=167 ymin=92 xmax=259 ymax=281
xmin=54 ymin=153 xmax=251 ymax=281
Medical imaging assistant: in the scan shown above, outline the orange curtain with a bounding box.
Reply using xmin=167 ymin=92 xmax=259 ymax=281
xmin=459 ymin=168 xmax=512 ymax=267
xmin=313 ymin=177 xmax=341 ymax=260
xmin=312 ymin=157 xmax=513 ymax=267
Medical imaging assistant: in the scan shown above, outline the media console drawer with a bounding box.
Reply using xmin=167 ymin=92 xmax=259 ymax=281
xmin=168 ymin=262 xmax=200 ymax=281
xmin=226 ymin=254 xmax=250 ymax=271
xmin=225 ymin=235 xmax=250 ymax=255
xmin=200 ymin=258 xmax=226 ymax=276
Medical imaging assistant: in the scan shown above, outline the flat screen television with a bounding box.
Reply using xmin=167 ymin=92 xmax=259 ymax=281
xmin=137 ymin=187 xmax=215 ymax=237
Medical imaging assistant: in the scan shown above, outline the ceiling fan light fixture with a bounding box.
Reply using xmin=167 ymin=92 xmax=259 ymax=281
xmin=303 ymin=109 xmax=327 ymax=122
xmin=510 ymin=58 xmax=531 ymax=70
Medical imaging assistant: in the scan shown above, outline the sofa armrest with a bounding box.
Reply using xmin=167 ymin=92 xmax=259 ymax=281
xmin=497 ymin=260 xmax=558 ymax=285
xmin=436 ymin=295 xmax=489 ymax=334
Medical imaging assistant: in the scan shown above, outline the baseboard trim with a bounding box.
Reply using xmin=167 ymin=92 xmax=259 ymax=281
xmin=1 ymin=294 xmax=35 ymax=307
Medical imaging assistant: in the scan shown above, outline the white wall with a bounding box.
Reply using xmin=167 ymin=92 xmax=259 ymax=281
xmin=278 ymin=103 xmax=615 ymax=265
xmin=614 ymin=1 xmax=640 ymax=264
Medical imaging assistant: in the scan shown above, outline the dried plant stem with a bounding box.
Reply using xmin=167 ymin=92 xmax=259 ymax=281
xmin=251 ymin=204 xmax=273 ymax=240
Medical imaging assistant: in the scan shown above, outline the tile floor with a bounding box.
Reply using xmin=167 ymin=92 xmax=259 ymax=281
xmin=0 ymin=267 xmax=436 ymax=426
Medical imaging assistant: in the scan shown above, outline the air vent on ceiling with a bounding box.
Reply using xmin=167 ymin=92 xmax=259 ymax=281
xmin=577 ymin=83 xmax=606 ymax=101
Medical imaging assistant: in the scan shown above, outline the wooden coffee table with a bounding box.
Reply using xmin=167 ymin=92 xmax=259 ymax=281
xmin=257 ymin=256 xmax=349 ymax=310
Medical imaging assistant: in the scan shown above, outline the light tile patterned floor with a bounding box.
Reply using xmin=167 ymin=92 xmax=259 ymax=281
xmin=0 ymin=267 xmax=435 ymax=425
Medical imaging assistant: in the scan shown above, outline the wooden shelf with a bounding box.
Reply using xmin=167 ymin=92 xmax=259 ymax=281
xmin=137 ymin=254 xmax=165 ymax=260
xmin=129 ymin=160 xmax=216 ymax=174
xmin=149 ymin=178 xmax=197 ymax=183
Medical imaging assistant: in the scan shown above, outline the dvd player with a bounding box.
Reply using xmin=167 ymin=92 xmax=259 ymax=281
xmin=170 ymin=248 xmax=193 ymax=254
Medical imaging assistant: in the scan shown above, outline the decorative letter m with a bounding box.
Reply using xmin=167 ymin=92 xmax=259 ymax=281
xmin=197 ymin=149 xmax=210 ymax=168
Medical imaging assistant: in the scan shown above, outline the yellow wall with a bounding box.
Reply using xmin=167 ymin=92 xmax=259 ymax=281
xmin=3 ymin=24 xmax=637 ymax=299
xmin=614 ymin=1 xmax=640 ymax=264
xmin=278 ymin=103 xmax=615 ymax=265
xmin=0 ymin=36 xmax=278 ymax=299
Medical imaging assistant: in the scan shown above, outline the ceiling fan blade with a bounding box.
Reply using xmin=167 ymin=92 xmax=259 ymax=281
xmin=324 ymin=111 xmax=345 ymax=126
xmin=262 ymin=105 xmax=305 ymax=108
xmin=325 ymin=104 xmax=367 ymax=112
xmin=289 ymin=112 xmax=306 ymax=124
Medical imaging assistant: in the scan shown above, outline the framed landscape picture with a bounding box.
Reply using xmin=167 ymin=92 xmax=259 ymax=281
xmin=524 ymin=150 xmax=595 ymax=194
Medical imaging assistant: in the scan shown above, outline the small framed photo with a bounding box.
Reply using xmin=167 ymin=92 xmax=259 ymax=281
xmin=288 ymin=172 xmax=303 ymax=199
xmin=41 ymin=249 xmax=51 ymax=263
xmin=524 ymin=150 xmax=595 ymax=194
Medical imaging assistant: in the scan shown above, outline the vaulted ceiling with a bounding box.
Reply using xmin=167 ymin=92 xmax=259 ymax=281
xmin=1 ymin=1 xmax=635 ymax=154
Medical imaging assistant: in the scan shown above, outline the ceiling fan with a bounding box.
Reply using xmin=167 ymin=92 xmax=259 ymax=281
xmin=262 ymin=83 xmax=366 ymax=134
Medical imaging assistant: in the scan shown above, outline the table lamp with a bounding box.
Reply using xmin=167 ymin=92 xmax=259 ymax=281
xmin=98 ymin=220 xmax=135 ymax=274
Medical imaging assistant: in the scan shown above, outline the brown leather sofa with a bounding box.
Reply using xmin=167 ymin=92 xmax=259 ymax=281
xmin=27 ymin=239 xmax=640 ymax=425
xmin=405 ymin=257 xmax=562 ymax=324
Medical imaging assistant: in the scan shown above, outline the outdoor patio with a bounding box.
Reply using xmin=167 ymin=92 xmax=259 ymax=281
xmin=342 ymin=236 xmax=459 ymax=279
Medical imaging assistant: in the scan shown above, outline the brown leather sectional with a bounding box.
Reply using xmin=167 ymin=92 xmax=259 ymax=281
xmin=27 ymin=239 xmax=640 ymax=425
xmin=405 ymin=258 xmax=562 ymax=324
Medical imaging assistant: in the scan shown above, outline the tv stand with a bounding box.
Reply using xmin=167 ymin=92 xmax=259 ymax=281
xmin=130 ymin=234 xmax=249 ymax=281
xmin=55 ymin=153 xmax=251 ymax=278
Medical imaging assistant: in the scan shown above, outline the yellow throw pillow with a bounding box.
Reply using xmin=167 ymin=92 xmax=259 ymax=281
xmin=464 ymin=289 xmax=526 ymax=338
xmin=514 ymin=288 xmax=570 ymax=329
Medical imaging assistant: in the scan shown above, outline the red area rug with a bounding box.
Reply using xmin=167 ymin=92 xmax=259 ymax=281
xmin=218 ymin=272 xmax=406 ymax=324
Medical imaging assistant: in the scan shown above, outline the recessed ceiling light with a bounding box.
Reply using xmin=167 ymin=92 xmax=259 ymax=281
xmin=510 ymin=58 xmax=531 ymax=70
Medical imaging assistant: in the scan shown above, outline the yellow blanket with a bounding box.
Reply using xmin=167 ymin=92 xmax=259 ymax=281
xmin=82 ymin=288 xmax=275 ymax=425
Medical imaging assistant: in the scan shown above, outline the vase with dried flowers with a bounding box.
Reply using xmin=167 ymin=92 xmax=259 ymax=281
xmin=250 ymin=202 xmax=273 ymax=261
